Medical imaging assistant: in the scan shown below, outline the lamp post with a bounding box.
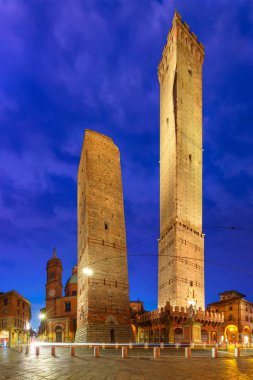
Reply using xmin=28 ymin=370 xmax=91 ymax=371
xmin=39 ymin=312 xmax=47 ymax=341
xmin=26 ymin=322 xmax=30 ymax=345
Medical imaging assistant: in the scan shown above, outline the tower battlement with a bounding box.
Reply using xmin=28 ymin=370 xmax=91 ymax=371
xmin=158 ymin=11 xmax=204 ymax=83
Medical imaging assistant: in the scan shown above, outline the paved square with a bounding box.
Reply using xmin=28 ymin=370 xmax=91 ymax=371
xmin=1 ymin=348 xmax=253 ymax=380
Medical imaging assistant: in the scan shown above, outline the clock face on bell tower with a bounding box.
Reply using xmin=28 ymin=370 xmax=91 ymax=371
xmin=48 ymin=289 xmax=56 ymax=297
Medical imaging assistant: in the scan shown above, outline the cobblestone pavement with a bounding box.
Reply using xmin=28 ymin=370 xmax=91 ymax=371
xmin=1 ymin=347 xmax=253 ymax=380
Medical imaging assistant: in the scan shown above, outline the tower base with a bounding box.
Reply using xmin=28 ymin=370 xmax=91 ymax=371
xmin=75 ymin=323 xmax=135 ymax=343
xmin=182 ymin=320 xmax=202 ymax=343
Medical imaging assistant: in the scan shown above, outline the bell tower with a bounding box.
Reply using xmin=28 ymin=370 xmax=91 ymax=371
xmin=46 ymin=248 xmax=63 ymax=317
xmin=158 ymin=12 xmax=205 ymax=310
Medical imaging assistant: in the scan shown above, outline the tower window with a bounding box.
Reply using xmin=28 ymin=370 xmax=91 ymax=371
xmin=4 ymin=298 xmax=8 ymax=305
xmin=65 ymin=302 xmax=71 ymax=312
xmin=188 ymin=66 xmax=192 ymax=75
xmin=189 ymin=154 xmax=192 ymax=162
xmin=49 ymin=272 xmax=55 ymax=280
xmin=105 ymin=222 xmax=109 ymax=230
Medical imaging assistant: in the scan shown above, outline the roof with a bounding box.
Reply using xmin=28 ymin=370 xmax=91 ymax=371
xmin=0 ymin=290 xmax=31 ymax=304
xmin=65 ymin=273 xmax=77 ymax=286
xmin=218 ymin=290 xmax=246 ymax=298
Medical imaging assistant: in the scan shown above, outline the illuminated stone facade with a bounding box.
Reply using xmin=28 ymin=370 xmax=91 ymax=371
xmin=135 ymin=304 xmax=224 ymax=344
xmin=208 ymin=291 xmax=253 ymax=344
xmin=75 ymin=130 xmax=134 ymax=343
xmin=158 ymin=11 xmax=205 ymax=310
xmin=0 ymin=290 xmax=31 ymax=347
xmin=39 ymin=249 xmax=77 ymax=342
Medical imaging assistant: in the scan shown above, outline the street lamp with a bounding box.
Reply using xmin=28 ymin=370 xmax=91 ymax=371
xmin=26 ymin=322 xmax=30 ymax=345
xmin=82 ymin=267 xmax=94 ymax=277
xmin=39 ymin=312 xmax=46 ymax=321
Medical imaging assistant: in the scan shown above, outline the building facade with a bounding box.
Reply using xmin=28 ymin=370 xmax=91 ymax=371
xmin=75 ymin=130 xmax=134 ymax=343
xmin=208 ymin=291 xmax=253 ymax=344
xmin=158 ymin=11 xmax=205 ymax=311
xmin=38 ymin=249 xmax=77 ymax=342
xmin=135 ymin=304 xmax=224 ymax=344
xmin=0 ymin=290 xmax=31 ymax=347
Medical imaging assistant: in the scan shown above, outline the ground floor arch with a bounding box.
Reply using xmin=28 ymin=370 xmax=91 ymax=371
xmin=242 ymin=326 xmax=251 ymax=344
xmin=224 ymin=325 xmax=238 ymax=343
xmin=0 ymin=330 xmax=9 ymax=346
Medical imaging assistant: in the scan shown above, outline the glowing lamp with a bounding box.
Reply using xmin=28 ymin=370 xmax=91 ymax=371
xmin=83 ymin=267 xmax=93 ymax=277
xmin=39 ymin=313 xmax=46 ymax=320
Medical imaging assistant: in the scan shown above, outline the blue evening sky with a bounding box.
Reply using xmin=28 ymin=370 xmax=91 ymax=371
xmin=0 ymin=0 xmax=253 ymax=328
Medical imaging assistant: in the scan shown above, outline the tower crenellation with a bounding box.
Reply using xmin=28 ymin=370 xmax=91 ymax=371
xmin=158 ymin=12 xmax=204 ymax=83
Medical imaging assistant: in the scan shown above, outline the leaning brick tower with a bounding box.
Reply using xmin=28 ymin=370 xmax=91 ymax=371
xmin=158 ymin=12 xmax=205 ymax=310
xmin=75 ymin=130 xmax=134 ymax=343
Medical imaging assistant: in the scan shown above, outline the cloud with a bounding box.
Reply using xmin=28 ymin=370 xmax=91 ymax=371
xmin=0 ymin=0 xmax=253 ymax=317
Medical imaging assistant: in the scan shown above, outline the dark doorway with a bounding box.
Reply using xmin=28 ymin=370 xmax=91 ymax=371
xmin=110 ymin=328 xmax=115 ymax=343
xmin=55 ymin=326 xmax=63 ymax=342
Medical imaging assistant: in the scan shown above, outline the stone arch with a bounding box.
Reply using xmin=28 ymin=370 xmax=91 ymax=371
xmin=0 ymin=330 xmax=9 ymax=347
xmin=224 ymin=325 xmax=238 ymax=343
xmin=242 ymin=325 xmax=251 ymax=344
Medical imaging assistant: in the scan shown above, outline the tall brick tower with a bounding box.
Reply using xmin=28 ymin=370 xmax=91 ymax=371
xmin=46 ymin=248 xmax=63 ymax=317
xmin=158 ymin=12 xmax=205 ymax=310
xmin=75 ymin=130 xmax=134 ymax=343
